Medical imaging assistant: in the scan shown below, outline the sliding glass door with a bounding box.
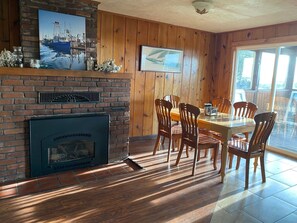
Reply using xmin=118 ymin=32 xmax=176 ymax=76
xmin=233 ymin=45 xmax=297 ymax=155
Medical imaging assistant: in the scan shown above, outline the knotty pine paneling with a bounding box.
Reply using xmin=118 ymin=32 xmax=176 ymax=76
xmin=97 ymin=11 xmax=216 ymax=137
xmin=173 ymin=27 xmax=186 ymax=98
xmin=163 ymin=25 xmax=176 ymax=97
xmin=99 ymin=13 xmax=113 ymax=63
xmin=113 ymin=15 xmax=125 ymax=69
xmin=124 ymin=18 xmax=137 ymax=136
xmin=214 ymin=21 xmax=297 ymax=101
xmin=143 ymin=23 xmax=158 ymax=136
xmin=0 ymin=0 xmax=20 ymax=51
xmin=133 ymin=20 xmax=148 ymax=136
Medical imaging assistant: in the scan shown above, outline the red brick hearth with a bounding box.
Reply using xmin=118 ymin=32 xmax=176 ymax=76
xmin=0 ymin=68 xmax=131 ymax=183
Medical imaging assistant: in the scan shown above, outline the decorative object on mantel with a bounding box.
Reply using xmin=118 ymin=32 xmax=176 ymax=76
xmin=0 ymin=49 xmax=17 ymax=67
xmin=12 ymin=46 xmax=24 ymax=67
xmin=86 ymin=57 xmax=95 ymax=71
xmin=30 ymin=59 xmax=41 ymax=69
xmin=94 ymin=59 xmax=122 ymax=73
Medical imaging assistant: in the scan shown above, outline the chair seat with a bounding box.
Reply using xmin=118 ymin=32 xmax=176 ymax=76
xmin=176 ymin=103 xmax=221 ymax=175
xmin=199 ymin=133 xmax=220 ymax=145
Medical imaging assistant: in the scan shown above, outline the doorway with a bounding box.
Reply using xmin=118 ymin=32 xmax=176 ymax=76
xmin=233 ymin=45 xmax=297 ymax=156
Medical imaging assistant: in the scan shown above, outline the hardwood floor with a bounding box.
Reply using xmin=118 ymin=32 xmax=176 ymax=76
xmin=0 ymin=138 xmax=296 ymax=222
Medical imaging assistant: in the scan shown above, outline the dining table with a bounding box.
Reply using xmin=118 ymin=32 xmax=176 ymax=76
xmin=170 ymin=108 xmax=255 ymax=183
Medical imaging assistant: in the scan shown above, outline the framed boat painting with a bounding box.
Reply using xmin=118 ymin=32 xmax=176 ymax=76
xmin=38 ymin=10 xmax=86 ymax=70
xmin=140 ymin=46 xmax=183 ymax=73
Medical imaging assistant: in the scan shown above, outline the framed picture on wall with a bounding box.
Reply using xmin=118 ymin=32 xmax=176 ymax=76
xmin=38 ymin=9 xmax=86 ymax=70
xmin=140 ymin=46 xmax=183 ymax=73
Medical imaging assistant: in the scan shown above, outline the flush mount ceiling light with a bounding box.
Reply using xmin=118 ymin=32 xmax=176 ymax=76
xmin=192 ymin=0 xmax=213 ymax=15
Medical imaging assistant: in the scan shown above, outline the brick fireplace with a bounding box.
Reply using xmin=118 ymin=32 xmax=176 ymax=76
xmin=0 ymin=68 xmax=131 ymax=182
xmin=0 ymin=0 xmax=131 ymax=183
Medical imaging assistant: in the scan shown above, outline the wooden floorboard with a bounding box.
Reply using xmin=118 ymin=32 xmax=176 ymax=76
xmin=0 ymin=139 xmax=225 ymax=223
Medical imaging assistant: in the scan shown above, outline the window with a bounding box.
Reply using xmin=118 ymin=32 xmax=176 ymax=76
xmin=235 ymin=50 xmax=255 ymax=89
xmin=292 ymin=57 xmax=297 ymax=89
xmin=258 ymin=52 xmax=275 ymax=89
xmin=276 ymin=54 xmax=289 ymax=89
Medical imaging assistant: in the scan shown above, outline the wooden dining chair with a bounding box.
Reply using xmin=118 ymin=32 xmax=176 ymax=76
xmin=229 ymin=101 xmax=258 ymax=169
xmin=162 ymin=95 xmax=181 ymax=147
xmin=202 ymin=97 xmax=232 ymax=158
xmin=212 ymin=97 xmax=232 ymax=113
xmin=153 ymin=99 xmax=182 ymax=162
xmin=175 ymin=103 xmax=220 ymax=175
xmin=163 ymin=95 xmax=180 ymax=108
xmin=228 ymin=112 xmax=277 ymax=189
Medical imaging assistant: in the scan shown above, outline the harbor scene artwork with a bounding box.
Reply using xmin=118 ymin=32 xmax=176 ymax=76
xmin=38 ymin=10 xmax=86 ymax=70
xmin=140 ymin=46 xmax=183 ymax=73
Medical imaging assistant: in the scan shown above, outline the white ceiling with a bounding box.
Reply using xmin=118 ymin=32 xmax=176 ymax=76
xmin=95 ymin=0 xmax=297 ymax=33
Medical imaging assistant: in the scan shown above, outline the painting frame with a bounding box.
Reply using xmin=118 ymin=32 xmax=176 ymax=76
xmin=38 ymin=9 xmax=86 ymax=70
xmin=140 ymin=45 xmax=183 ymax=73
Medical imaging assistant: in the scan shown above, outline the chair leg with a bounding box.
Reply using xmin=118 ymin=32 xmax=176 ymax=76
xmin=245 ymin=158 xmax=250 ymax=190
xmin=161 ymin=136 xmax=165 ymax=145
xmin=254 ymin=157 xmax=258 ymax=172
xmin=186 ymin=145 xmax=189 ymax=158
xmin=172 ymin=137 xmax=175 ymax=152
xmin=229 ymin=153 xmax=234 ymax=169
xmin=197 ymin=147 xmax=201 ymax=161
xmin=153 ymin=134 xmax=161 ymax=155
xmin=203 ymin=149 xmax=208 ymax=158
xmin=236 ymin=157 xmax=241 ymax=170
xmin=175 ymin=142 xmax=184 ymax=166
xmin=210 ymin=149 xmax=214 ymax=161
xmin=192 ymin=146 xmax=199 ymax=176
xmin=213 ymin=145 xmax=218 ymax=170
xmin=260 ymin=156 xmax=266 ymax=183
xmin=167 ymin=138 xmax=172 ymax=163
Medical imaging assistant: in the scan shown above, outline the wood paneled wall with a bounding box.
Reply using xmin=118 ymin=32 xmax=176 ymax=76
xmin=214 ymin=21 xmax=297 ymax=100
xmin=97 ymin=11 xmax=216 ymax=137
xmin=0 ymin=0 xmax=20 ymax=51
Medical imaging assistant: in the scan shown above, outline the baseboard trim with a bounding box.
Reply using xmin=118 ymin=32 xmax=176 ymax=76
xmin=267 ymin=146 xmax=297 ymax=160
xmin=129 ymin=135 xmax=157 ymax=142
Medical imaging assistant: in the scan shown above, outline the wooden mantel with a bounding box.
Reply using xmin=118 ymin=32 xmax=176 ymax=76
xmin=0 ymin=67 xmax=132 ymax=79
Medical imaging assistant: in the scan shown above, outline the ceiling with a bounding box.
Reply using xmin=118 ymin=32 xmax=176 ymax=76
xmin=95 ymin=0 xmax=297 ymax=33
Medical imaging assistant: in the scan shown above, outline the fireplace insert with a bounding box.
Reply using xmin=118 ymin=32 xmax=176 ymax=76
xmin=29 ymin=113 xmax=109 ymax=177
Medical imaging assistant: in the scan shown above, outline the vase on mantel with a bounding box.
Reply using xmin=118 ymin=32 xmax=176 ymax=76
xmin=12 ymin=46 xmax=23 ymax=68
xmin=86 ymin=57 xmax=95 ymax=71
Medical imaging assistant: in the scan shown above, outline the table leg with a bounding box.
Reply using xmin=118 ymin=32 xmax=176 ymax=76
xmin=220 ymin=142 xmax=227 ymax=182
xmin=220 ymin=132 xmax=231 ymax=183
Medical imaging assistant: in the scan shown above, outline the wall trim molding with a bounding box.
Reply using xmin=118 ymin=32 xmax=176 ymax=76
xmin=232 ymin=35 xmax=297 ymax=48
